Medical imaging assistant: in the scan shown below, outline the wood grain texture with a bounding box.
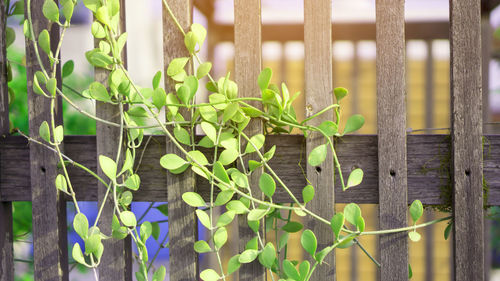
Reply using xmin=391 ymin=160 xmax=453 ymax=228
xmin=0 ymin=1 xmax=13 ymax=280
xmin=24 ymin=1 xmax=69 ymax=280
xmin=450 ymin=1 xmax=484 ymax=280
xmin=3 ymin=134 xmax=500 ymax=206
xmin=214 ymin=21 xmax=450 ymax=43
xmin=234 ymin=1 xmax=265 ymax=280
xmin=376 ymin=1 xmax=408 ymax=280
xmin=95 ymin=1 xmax=132 ymax=279
xmin=304 ymin=0 xmax=335 ymax=279
xmin=163 ymin=1 xmax=198 ymax=280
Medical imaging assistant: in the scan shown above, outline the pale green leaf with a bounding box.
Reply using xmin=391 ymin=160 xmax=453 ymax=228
xmin=43 ymin=0 xmax=59 ymax=22
xmin=346 ymin=168 xmax=363 ymax=190
xmin=182 ymin=192 xmax=206 ymax=207
xmin=307 ymin=144 xmax=327 ymax=166
xmin=301 ymin=229 xmax=317 ymax=256
xmin=244 ymin=134 xmax=265 ymax=154
xmin=257 ymin=68 xmax=272 ymax=91
xmin=120 ymin=211 xmax=137 ymax=227
xmin=259 ymin=173 xmax=276 ymax=198
xmin=194 ymin=240 xmax=212 ymax=253
xmin=343 ymin=114 xmax=365 ymax=134
xmin=302 ymin=184 xmax=314 ymax=203
xmin=214 ymin=226 xmax=228 ymax=249
xmin=39 ymin=121 xmax=50 ymax=142
xmin=55 ymin=174 xmax=67 ymax=193
xmin=99 ymin=155 xmax=117 ymax=180
xmin=344 ymin=203 xmax=361 ymax=226
xmin=160 ymin=154 xmax=187 ymax=171
xmin=73 ymin=213 xmax=89 ymax=239
xmin=410 ymin=200 xmax=424 ymax=223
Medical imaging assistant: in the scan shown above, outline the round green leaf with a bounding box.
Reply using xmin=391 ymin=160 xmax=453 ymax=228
xmin=196 ymin=209 xmax=211 ymax=229
xmin=244 ymin=134 xmax=265 ymax=154
xmin=408 ymin=231 xmax=421 ymax=242
xmin=301 ymin=229 xmax=317 ymax=256
xmin=227 ymin=255 xmax=241 ymax=275
xmin=356 ymin=215 xmax=365 ymax=232
xmin=43 ymin=0 xmax=59 ymax=23
xmin=308 ymin=144 xmax=327 ymax=167
xmin=282 ymin=221 xmax=303 ymax=233
xmin=38 ymin=29 xmax=51 ymax=55
xmin=73 ymin=213 xmax=89 ymax=239
xmin=214 ymin=190 xmax=234 ymax=206
xmin=226 ymin=200 xmax=249 ymax=214
xmin=55 ymin=174 xmax=67 ymax=193
xmin=409 ymin=199 xmax=424 ymax=223
xmin=231 ymin=171 xmax=249 ymax=188
xmin=62 ymin=60 xmax=74 ymax=78
xmin=199 ymin=105 xmax=218 ymax=123
xmin=219 ymin=149 xmax=238 ymax=166
xmin=318 ymin=120 xmax=338 ymax=137
xmin=72 ymin=243 xmax=86 ymax=265
xmin=173 ymin=126 xmax=191 ymax=145
xmin=91 ymin=21 xmax=106 ymax=38
xmin=330 ymin=212 xmax=344 ymax=239
xmin=247 ymin=209 xmax=268 ymax=221
xmin=259 ymin=173 xmax=276 ymax=198
xmin=188 ymin=150 xmax=209 ymax=166
xmin=120 ymin=211 xmax=137 ymax=227
xmin=160 ymin=154 xmax=187 ymax=171
xmin=302 ymin=184 xmax=315 ymax=203
xmin=216 ymin=210 xmax=236 ymax=227
xmin=196 ymin=62 xmax=212 ymax=79
xmin=152 ymin=266 xmax=166 ymax=281
xmin=239 ymin=249 xmax=259 ymax=264
xmin=343 ymin=114 xmax=365 ymax=134
xmin=334 ymin=87 xmax=348 ymax=101
xmin=200 ymin=269 xmax=219 ymax=281
xmin=201 ymin=122 xmax=217 ymax=143
xmin=343 ymin=203 xmax=361 ymax=226
xmin=194 ymin=240 xmax=212 ymax=253
xmin=39 ymin=121 xmax=50 ymax=142
xmin=140 ymin=221 xmax=152 ymax=242
xmin=89 ymin=81 xmax=110 ymax=102
xmin=99 ymin=155 xmax=117 ymax=180
xmin=182 ymin=192 xmax=206 ymax=207
xmin=257 ymin=68 xmax=272 ymax=91
xmin=167 ymin=57 xmax=189 ymax=77
xmin=214 ymin=226 xmax=227 ymax=249
xmin=346 ymin=168 xmax=363 ymax=190
xmin=124 ymin=174 xmax=141 ymax=191
xmin=283 ymin=260 xmax=300 ymax=280
xmin=152 ymin=88 xmax=167 ymax=109
xmin=259 ymin=242 xmax=276 ymax=269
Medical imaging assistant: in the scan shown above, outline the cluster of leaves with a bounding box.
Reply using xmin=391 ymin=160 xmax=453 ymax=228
xmin=23 ymin=0 xmax=448 ymax=280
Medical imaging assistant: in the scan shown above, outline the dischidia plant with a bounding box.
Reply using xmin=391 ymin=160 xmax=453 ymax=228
xmin=19 ymin=0 xmax=453 ymax=280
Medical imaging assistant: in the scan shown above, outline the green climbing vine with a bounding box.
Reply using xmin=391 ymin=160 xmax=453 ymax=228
xmin=18 ymin=0 xmax=452 ymax=280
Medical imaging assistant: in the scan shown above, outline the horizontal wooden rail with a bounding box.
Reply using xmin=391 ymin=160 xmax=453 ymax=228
xmin=2 ymin=134 xmax=499 ymax=205
xmin=213 ymin=21 xmax=450 ymax=42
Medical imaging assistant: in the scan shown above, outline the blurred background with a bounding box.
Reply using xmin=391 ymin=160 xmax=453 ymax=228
xmin=6 ymin=0 xmax=500 ymax=280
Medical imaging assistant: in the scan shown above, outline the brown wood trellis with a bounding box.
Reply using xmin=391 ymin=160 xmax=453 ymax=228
xmin=0 ymin=0 xmax=497 ymax=280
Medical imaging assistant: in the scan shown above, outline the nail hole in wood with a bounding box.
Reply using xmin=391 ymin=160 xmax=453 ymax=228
xmin=40 ymin=166 xmax=46 ymax=173
xmin=465 ymin=169 xmax=471 ymax=176
xmin=390 ymin=170 xmax=396 ymax=177
xmin=315 ymin=166 xmax=322 ymax=173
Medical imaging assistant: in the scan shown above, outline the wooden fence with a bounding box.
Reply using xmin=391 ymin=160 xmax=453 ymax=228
xmin=0 ymin=0 xmax=497 ymax=280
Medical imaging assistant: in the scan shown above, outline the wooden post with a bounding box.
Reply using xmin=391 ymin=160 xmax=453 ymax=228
xmin=234 ymin=0 xmax=265 ymax=280
xmin=24 ymin=0 xmax=69 ymax=280
xmin=376 ymin=1 xmax=408 ymax=280
xmin=96 ymin=1 xmax=132 ymax=280
xmin=450 ymin=1 xmax=484 ymax=280
xmin=304 ymin=0 xmax=334 ymax=279
xmin=0 ymin=0 xmax=13 ymax=279
xmin=163 ymin=1 xmax=198 ymax=281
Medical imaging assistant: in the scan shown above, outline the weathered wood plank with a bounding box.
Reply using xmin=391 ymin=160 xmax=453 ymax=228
xmin=450 ymin=1 xmax=484 ymax=280
xmin=95 ymin=1 xmax=132 ymax=280
xmin=24 ymin=0 xmax=69 ymax=280
xmin=234 ymin=0 xmax=265 ymax=280
xmin=304 ymin=0 xmax=335 ymax=279
xmin=163 ymin=1 xmax=198 ymax=280
xmin=214 ymin=22 xmax=450 ymax=43
xmin=376 ymin=0 xmax=408 ymax=280
xmin=0 ymin=0 xmax=13 ymax=279
xmin=3 ymin=134 xmax=500 ymax=206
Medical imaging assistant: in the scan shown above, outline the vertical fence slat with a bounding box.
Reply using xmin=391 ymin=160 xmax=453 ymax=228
xmin=450 ymin=1 xmax=484 ymax=280
xmin=0 ymin=1 xmax=13 ymax=279
xmin=163 ymin=1 xmax=198 ymax=280
xmin=96 ymin=1 xmax=132 ymax=280
xmin=376 ymin=0 xmax=408 ymax=280
xmin=304 ymin=0 xmax=334 ymax=279
xmin=24 ymin=1 xmax=69 ymax=280
xmin=234 ymin=1 xmax=265 ymax=280
xmin=425 ymin=40 xmax=434 ymax=130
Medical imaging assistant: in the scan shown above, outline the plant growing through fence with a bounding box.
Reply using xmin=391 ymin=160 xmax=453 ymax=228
xmin=19 ymin=0 xmax=452 ymax=280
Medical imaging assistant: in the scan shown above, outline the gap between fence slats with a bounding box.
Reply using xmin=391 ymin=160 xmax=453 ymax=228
xmin=450 ymin=1 xmax=484 ymax=280
xmin=234 ymin=0 xmax=265 ymax=280
xmin=376 ymin=0 xmax=408 ymax=280
xmin=304 ymin=0 xmax=335 ymax=279
xmin=0 ymin=0 xmax=13 ymax=279
xmin=163 ymin=1 xmax=198 ymax=280
xmin=24 ymin=1 xmax=68 ymax=280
